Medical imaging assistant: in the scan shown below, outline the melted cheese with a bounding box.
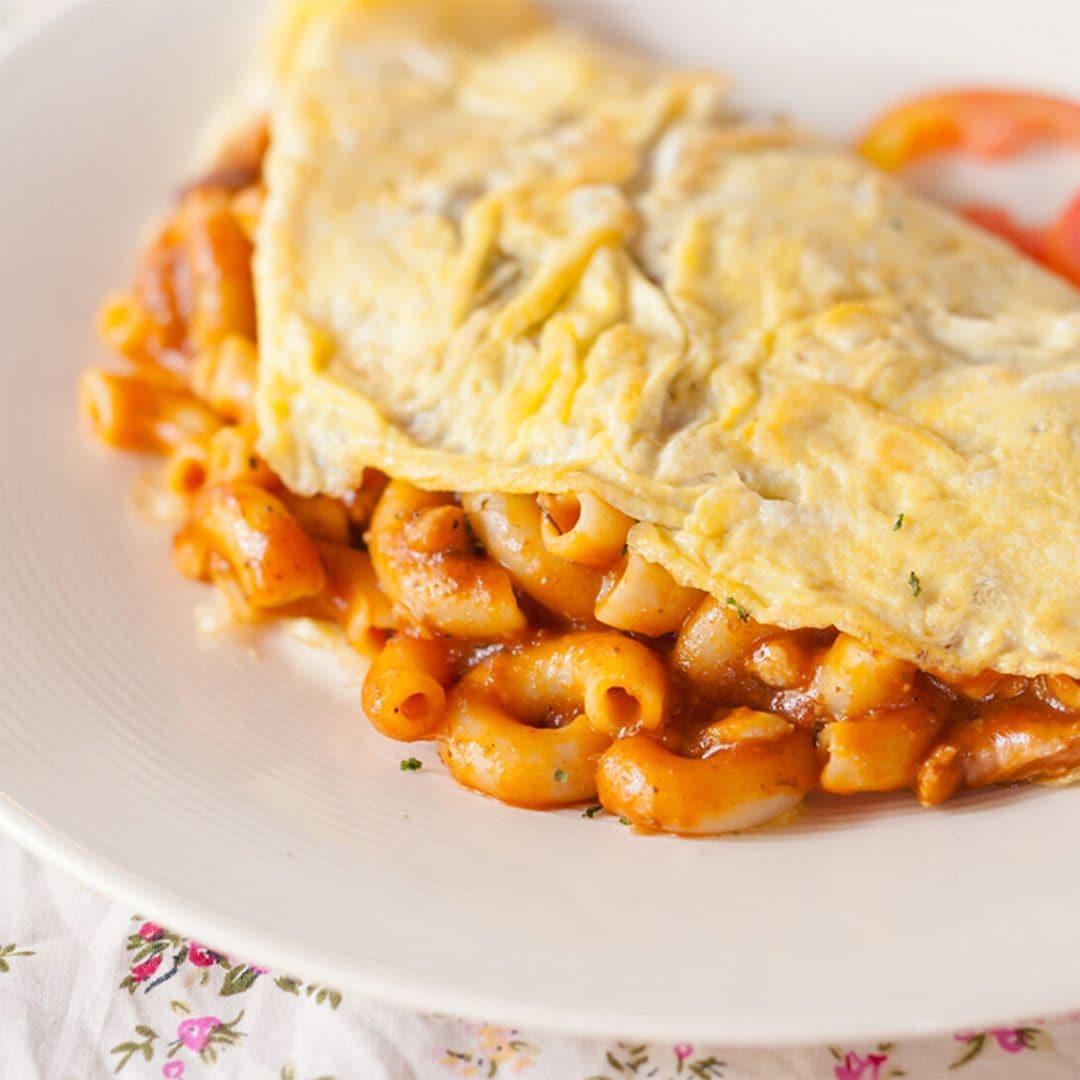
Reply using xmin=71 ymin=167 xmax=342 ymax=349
xmin=256 ymin=0 xmax=1080 ymax=678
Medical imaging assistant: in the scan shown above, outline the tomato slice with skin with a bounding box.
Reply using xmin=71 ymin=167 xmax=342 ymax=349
xmin=1043 ymin=191 xmax=1080 ymax=286
xmin=859 ymin=88 xmax=1080 ymax=288
xmin=960 ymin=204 xmax=1049 ymax=262
xmin=858 ymin=89 xmax=1080 ymax=171
xmin=958 ymin=196 xmax=1080 ymax=287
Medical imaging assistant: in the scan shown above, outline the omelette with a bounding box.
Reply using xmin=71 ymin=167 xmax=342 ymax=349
xmin=255 ymin=0 xmax=1080 ymax=681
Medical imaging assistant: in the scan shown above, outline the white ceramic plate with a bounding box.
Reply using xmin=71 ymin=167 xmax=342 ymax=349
xmin=3 ymin=0 xmax=1080 ymax=1046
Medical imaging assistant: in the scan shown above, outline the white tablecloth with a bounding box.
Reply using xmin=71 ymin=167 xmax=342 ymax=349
xmin=3 ymin=836 xmax=1080 ymax=1079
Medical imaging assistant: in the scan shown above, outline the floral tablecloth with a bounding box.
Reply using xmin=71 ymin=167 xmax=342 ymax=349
xmin=3 ymin=835 xmax=1080 ymax=1080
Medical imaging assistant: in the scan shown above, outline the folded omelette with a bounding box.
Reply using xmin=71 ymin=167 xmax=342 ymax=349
xmin=255 ymin=0 xmax=1080 ymax=679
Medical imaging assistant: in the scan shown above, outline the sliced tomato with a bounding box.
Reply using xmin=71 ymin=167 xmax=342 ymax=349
xmin=959 ymin=204 xmax=1049 ymax=262
xmin=858 ymin=88 xmax=1080 ymax=288
xmin=859 ymin=89 xmax=1080 ymax=171
xmin=1043 ymin=191 xmax=1080 ymax=287
xmin=955 ymin=195 xmax=1080 ymax=286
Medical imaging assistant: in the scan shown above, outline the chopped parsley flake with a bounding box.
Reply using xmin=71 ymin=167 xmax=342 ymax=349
xmin=893 ymin=513 xmax=904 ymax=531
xmin=621 ymin=542 xmax=629 ymax=557
xmin=618 ymin=816 xmax=632 ymax=826
xmin=553 ymin=768 xmax=568 ymax=784
xmin=726 ymin=596 xmax=750 ymax=622
xmin=908 ymin=571 xmax=922 ymax=597
xmin=582 ymin=804 xmax=603 ymax=818
xmin=399 ymin=757 xmax=423 ymax=772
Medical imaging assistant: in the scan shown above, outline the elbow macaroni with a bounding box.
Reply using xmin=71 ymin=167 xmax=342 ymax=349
xmin=190 ymin=334 xmax=258 ymax=423
xmin=313 ymin=541 xmax=394 ymax=654
xmin=442 ymin=700 xmax=610 ymax=807
xmin=597 ymin=714 xmax=819 ymax=834
xmin=368 ymin=481 xmax=527 ymax=638
xmin=362 ymin=636 xmax=454 ymax=741
xmin=176 ymin=483 xmax=326 ymax=608
xmin=205 ymin=423 xmax=278 ymax=488
xmin=595 ymin=552 xmax=704 ymax=637
xmin=438 ymin=633 xmax=662 ymax=806
xmin=179 ymin=190 xmax=257 ymax=351
xmin=164 ymin=436 xmax=212 ymax=497
xmin=453 ymin=632 xmax=667 ymax=738
xmin=461 ymin=492 xmax=603 ymax=621
xmin=81 ymin=369 xmax=219 ymax=453
xmin=536 ymin=492 xmax=633 ymax=568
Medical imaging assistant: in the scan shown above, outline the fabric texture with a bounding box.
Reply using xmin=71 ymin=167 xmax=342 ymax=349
xmin=2 ymin=837 xmax=1080 ymax=1079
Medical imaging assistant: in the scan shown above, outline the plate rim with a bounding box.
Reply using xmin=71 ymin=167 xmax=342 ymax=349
xmin=5 ymin=794 xmax=1073 ymax=1046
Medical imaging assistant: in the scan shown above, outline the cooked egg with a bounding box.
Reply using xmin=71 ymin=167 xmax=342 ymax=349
xmin=256 ymin=0 xmax=1080 ymax=678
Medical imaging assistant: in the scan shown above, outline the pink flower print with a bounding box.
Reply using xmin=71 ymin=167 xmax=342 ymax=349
xmin=162 ymin=1062 xmax=185 ymax=1079
xmin=187 ymin=943 xmax=216 ymax=968
xmin=673 ymin=1044 xmax=694 ymax=1063
xmin=834 ymin=1050 xmax=888 ymax=1080
xmin=138 ymin=921 xmax=163 ymax=941
xmin=952 ymin=1026 xmax=1047 ymax=1068
xmin=130 ymin=953 xmax=162 ymax=983
xmin=957 ymin=1026 xmax=1038 ymax=1054
xmin=987 ymin=1027 xmax=1040 ymax=1053
xmin=176 ymin=1016 xmax=221 ymax=1053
